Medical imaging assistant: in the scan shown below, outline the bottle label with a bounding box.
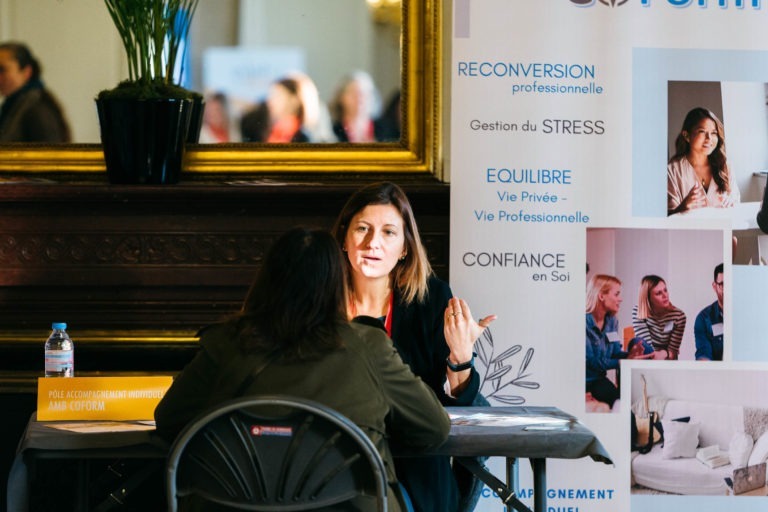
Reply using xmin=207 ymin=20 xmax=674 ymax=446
xmin=45 ymin=350 xmax=73 ymax=372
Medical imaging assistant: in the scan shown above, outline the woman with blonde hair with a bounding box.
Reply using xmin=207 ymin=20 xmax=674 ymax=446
xmin=586 ymin=274 xmax=651 ymax=410
xmin=330 ymin=70 xmax=381 ymax=143
xmin=632 ymin=275 xmax=687 ymax=360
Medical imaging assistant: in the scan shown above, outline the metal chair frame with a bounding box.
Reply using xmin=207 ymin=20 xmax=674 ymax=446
xmin=165 ymin=395 xmax=388 ymax=511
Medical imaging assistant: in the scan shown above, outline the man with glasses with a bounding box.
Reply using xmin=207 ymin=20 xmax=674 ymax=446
xmin=694 ymin=263 xmax=724 ymax=361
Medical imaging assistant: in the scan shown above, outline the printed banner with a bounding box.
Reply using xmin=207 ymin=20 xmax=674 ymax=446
xmin=450 ymin=1 xmax=768 ymax=511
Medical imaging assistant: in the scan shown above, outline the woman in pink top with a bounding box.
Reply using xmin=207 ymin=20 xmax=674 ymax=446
xmin=667 ymin=107 xmax=739 ymax=215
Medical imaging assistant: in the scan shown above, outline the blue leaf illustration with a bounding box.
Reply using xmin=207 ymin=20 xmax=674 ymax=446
xmin=490 ymin=345 xmax=521 ymax=364
xmin=492 ymin=395 xmax=526 ymax=405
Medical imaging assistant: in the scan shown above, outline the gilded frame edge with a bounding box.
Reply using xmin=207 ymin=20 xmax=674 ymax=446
xmin=0 ymin=1 xmax=444 ymax=180
xmin=0 ymin=330 xmax=199 ymax=345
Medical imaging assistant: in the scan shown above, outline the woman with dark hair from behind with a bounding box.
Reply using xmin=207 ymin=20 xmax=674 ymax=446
xmin=667 ymin=107 xmax=739 ymax=215
xmin=0 ymin=41 xmax=71 ymax=142
xmin=155 ymin=227 xmax=449 ymax=511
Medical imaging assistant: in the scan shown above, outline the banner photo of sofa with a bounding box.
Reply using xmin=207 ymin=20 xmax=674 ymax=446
xmin=624 ymin=362 xmax=768 ymax=501
xmin=449 ymin=2 xmax=768 ymax=511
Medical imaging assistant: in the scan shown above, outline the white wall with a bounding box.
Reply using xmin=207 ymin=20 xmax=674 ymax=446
xmin=721 ymin=81 xmax=768 ymax=202
xmin=238 ymin=0 xmax=395 ymax=103
xmin=629 ymin=364 xmax=768 ymax=410
xmin=0 ymin=0 xmax=398 ymax=143
xmin=586 ymin=228 xmax=616 ymax=281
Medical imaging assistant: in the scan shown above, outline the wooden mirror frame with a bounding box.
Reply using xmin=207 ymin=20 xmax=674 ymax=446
xmin=0 ymin=1 xmax=443 ymax=180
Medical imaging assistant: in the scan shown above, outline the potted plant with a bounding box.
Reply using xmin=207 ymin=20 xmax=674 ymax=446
xmin=96 ymin=0 xmax=201 ymax=184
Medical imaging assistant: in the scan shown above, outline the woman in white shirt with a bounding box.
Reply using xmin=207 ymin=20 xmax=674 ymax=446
xmin=667 ymin=107 xmax=739 ymax=215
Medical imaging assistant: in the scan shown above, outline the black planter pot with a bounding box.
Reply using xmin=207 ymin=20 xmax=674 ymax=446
xmin=187 ymin=97 xmax=205 ymax=144
xmin=96 ymin=97 xmax=193 ymax=184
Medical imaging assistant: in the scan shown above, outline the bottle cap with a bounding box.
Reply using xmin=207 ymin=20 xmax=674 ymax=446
xmin=51 ymin=322 xmax=67 ymax=330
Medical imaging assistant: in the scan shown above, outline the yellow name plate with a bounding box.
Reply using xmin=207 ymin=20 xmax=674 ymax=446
xmin=37 ymin=376 xmax=173 ymax=421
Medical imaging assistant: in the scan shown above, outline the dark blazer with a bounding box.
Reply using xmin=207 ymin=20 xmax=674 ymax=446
xmin=0 ymin=84 xmax=70 ymax=143
xmin=155 ymin=319 xmax=450 ymax=511
xmin=391 ymin=276 xmax=480 ymax=406
xmin=390 ymin=276 xmax=480 ymax=512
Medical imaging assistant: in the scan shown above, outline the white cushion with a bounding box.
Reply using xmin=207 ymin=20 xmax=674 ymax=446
xmin=663 ymin=399 xmax=744 ymax=449
xmin=748 ymin=431 xmax=768 ymax=466
xmin=661 ymin=420 xmax=700 ymax=459
xmin=729 ymin=432 xmax=754 ymax=469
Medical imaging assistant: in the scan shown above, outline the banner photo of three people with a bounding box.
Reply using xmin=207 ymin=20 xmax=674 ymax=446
xmin=449 ymin=1 xmax=768 ymax=511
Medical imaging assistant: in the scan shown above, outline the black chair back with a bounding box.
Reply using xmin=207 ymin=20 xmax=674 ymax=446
xmin=165 ymin=395 xmax=388 ymax=511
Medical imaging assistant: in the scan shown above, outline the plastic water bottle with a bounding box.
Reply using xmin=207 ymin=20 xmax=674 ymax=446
xmin=44 ymin=322 xmax=74 ymax=377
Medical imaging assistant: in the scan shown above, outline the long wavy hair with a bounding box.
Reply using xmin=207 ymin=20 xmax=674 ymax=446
xmin=332 ymin=181 xmax=432 ymax=305
xmin=585 ymin=274 xmax=621 ymax=314
xmin=236 ymin=227 xmax=347 ymax=361
xmin=670 ymin=107 xmax=730 ymax=193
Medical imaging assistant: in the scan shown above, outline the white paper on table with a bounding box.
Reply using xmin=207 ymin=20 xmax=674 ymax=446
xmin=42 ymin=420 xmax=156 ymax=433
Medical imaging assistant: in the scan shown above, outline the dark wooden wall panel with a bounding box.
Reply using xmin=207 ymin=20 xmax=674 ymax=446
xmin=0 ymin=179 xmax=450 ymax=373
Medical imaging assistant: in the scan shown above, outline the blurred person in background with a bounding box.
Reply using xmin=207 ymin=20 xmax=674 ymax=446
xmin=330 ymin=70 xmax=381 ymax=143
xmin=198 ymin=92 xmax=234 ymax=143
xmin=290 ymin=71 xmax=335 ymax=142
xmin=375 ymin=89 xmax=401 ymax=142
xmin=0 ymin=41 xmax=70 ymax=143
xmin=239 ymin=77 xmax=309 ymax=144
xmin=265 ymin=77 xmax=309 ymax=143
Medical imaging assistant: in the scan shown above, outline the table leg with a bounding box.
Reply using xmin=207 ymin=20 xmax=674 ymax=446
xmin=92 ymin=461 xmax=162 ymax=512
xmin=506 ymin=458 xmax=518 ymax=512
xmin=531 ymin=458 xmax=546 ymax=512
xmin=75 ymin=460 xmax=90 ymax=512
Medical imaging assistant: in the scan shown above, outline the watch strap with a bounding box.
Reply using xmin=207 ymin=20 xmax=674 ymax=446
xmin=446 ymin=352 xmax=476 ymax=372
